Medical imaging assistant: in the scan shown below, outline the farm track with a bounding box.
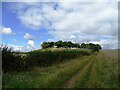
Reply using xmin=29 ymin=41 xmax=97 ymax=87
xmin=32 ymin=55 xmax=93 ymax=88
xmin=61 ymin=52 xmax=118 ymax=88
xmin=84 ymin=53 xmax=105 ymax=88
xmin=71 ymin=55 xmax=95 ymax=88
xmin=61 ymin=55 xmax=95 ymax=88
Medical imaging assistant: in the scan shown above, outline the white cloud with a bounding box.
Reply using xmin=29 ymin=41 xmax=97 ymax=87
xmin=49 ymin=2 xmax=118 ymax=49
xmin=3 ymin=44 xmax=23 ymax=52
xmin=13 ymin=46 xmax=22 ymax=51
xmin=89 ymin=39 xmax=118 ymax=49
xmin=23 ymin=33 xmax=34 ymax=39
xmin=70 ymin=35 xmax=76 ymax=39
xmin=9 ymin=2 xmax=118 ymax=49
xmin=27 ymin=39 xmax=34 ymax=46
xmin=11 ymin=4 xmax=50 ymax=30
xmin=12 ymin=39 xmax=18 ymax=42
xmin=47 ymin=39 xmax=56 ymax=42
xmin=50 ymin=3 xmax=117 ymax=36
xmin=1 ymin=27 xmax=13 ymax=35
xmin=3 ymin=0 xmax=119 ymax=2
xmin=18 ymin=7 xmax=44 ymax=29
xmin=1 ymin=44 xmax=39 ymax=52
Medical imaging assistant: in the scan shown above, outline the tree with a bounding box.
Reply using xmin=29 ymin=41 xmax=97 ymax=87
xmin=54 ymin=40 xmax=63 ymax=48
xmin=41 ymin=42 xmax=49 ymax=49
xmin=76 ymin=43 xmax=81 ymax=48
xmin=72 ymin=43 xmax=80 ymax=48
xmin=49 ymin=42 xmax=54 ymax=48
xmin=41 ymin=42 xmax=55 ymax=48
xmin=81 ymin=43 xmax=86 ymax=48
xmin=80 ymin=43 xmax=102 ymax=52
xmin=41 ymin=41 xmax=102 ymax=52
xmin=68 ymin=41 xmax=73 ymax=48
xmin=94 ymin=44 xmax=102 ymax=52
xmin=62 ymin=41 xmax=69 ymax=48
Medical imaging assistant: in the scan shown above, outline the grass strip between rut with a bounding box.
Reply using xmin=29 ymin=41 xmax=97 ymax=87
xmin=61 ymin=55 xmax=94 ymax=88
xmin=61 ymin=55 xmax=95 ymax=88
xmin=73 ymin=56 xmax=95 ymax=88
xmin=85 ymin=55 xmax=104 ymax=88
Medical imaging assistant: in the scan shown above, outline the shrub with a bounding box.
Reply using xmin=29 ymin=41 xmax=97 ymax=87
xmin=25 ymin=49 xmax=92 ymax=67
xmin=1 ymin=45 xmax=23 ymax=73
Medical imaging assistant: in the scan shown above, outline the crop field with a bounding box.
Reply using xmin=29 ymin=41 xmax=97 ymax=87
xmin=101 ymin=49 xmax=118 ymax=59
xmin=2 ymin=49 xmax=118 ymax=88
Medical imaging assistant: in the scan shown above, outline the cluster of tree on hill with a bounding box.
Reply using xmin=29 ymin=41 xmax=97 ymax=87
xmin=41 ymin=41 xmax=102 ymax=52
xmin=81 ymin=43 xmax=102 ymax=52
xmin=41 ymin=41 xmax=80 ymax=49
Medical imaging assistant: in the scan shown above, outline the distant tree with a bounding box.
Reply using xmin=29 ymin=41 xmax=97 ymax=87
xmin=89 ymin=43 xmax=94 ymax=49
xmin=49 ymin=42 xmax=54 ymax=48
xmin=41 ymin=42 xmax=50 ymax=49
xmin=41 ymin=42 xmax=55 ymax=48
xmin=68 ymin=41 xmax=73 ymax=48
xmin=81 ymin=43 xmax=86 ymax=48
xmin=76 ymin=43 xmax=81 ymax=48
xmin=54 ymin=40 xmax=63 ymax=48
xmin=80 ymin=43 xmax=102 ymax=52
xmin=62 ymin=41 xmax=69 ymax=48
xmin=72 ymin=43 xmax=80 ymax=48
xmin=93 ymin=44 xmax=102 ymax=52
xmin=41 ymin=41 xmax=102 ymax=52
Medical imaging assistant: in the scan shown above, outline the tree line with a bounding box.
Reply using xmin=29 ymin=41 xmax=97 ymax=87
xmin=41 ymin=41 xmax=102 ymax=52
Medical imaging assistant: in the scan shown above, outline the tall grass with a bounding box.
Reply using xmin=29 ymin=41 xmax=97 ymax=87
xmin=25 ymin=49 xmax=92 ymax=67
xmin=72 ymin=53 xmax=118 ymax=88
xmin=2 ymin=72 xmax=32 ymax=88
xmin=32 ymin=56 xmax=93 ymax=88
xmin=1 ymin=45 xmax=23 ymax=73
xmin=73 ymin=57 xmax=95 ymax=88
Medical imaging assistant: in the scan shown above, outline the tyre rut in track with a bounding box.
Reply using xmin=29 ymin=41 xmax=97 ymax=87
xmin=61 ymin=55 xmax=95 ymax=88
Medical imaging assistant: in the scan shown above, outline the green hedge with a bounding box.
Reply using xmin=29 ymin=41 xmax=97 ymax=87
xmin=1 ymin=46 xmax=23 ymax=73
xmin=2 ymin=45 xmax=92 ymax=72
xmin=25 ymin=49 xmax=92 ymax=67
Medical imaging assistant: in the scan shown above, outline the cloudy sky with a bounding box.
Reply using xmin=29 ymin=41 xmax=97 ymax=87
xmin=1 ymin=0 xmax=118 ymax=52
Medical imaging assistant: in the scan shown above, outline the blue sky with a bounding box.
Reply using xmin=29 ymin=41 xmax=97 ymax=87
xmin=1 ymin=0 xmax=118 ymax=51
xmin=2 ymin=2 xmax=55 ymax=51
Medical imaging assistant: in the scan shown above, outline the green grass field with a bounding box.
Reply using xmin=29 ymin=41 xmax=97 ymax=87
xmin=2 ymin=50 xmax=118 ymax=88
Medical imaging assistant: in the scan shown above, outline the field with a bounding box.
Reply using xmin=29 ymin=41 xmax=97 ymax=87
xmin=101 ymin=49 xmax=118 ymax=59
xmin=2 ymin=49 xmax=118 ymax=88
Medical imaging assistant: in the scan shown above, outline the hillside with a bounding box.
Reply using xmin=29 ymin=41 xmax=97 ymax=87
xmin=3 ymin=51 xmax=118 ymax=88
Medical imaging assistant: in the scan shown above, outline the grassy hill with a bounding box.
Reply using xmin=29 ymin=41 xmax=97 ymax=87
xmin=2 ymin=49 xmax=118 ymax=88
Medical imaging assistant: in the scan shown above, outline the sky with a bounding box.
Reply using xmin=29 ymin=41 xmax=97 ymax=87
xmin=1 ymin=0 xmax=119 ymax=52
